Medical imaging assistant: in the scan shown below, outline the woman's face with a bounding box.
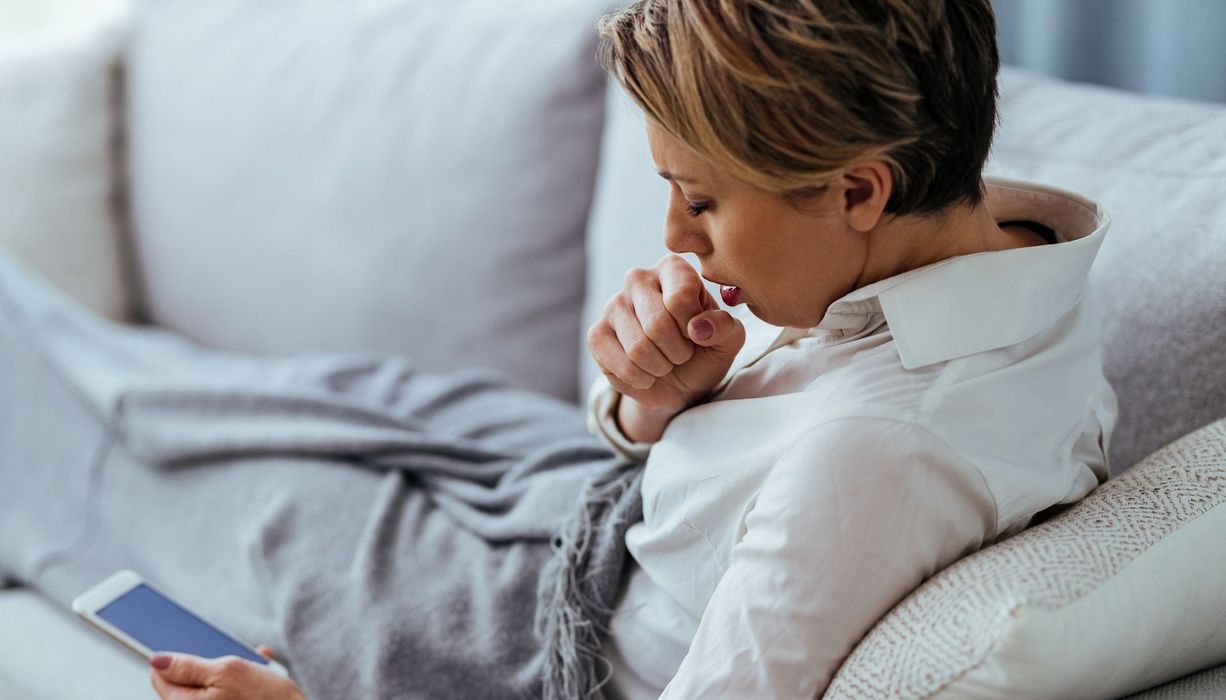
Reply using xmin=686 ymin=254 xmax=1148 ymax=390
xmin=647 ymin=121 xmax=883 ymax=329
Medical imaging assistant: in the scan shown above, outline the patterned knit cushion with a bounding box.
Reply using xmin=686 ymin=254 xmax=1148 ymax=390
xmin=824 ymin=418 xmax=1226 ymax=699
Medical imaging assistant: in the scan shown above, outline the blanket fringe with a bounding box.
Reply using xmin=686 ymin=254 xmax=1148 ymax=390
xmin=536 ymin=463 xmax=643 ymax=700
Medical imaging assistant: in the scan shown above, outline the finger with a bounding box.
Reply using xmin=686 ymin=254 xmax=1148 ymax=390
xmin=598 ymin=367 xmax=640 ymax=397
xmin=211 ymin=656 xmax=258 ymax=688
xmin=150 ymin=669 xmax=201 ymax=700
xmin=257 ymin=645 xmax=277 ymax=661
xmin=151 ymin=653 xmax=211 ymax=687
xmin=687 ymin=310 xmax=746 ymax=353
xmin=630 ymin=281 xmax=693 ymax=366
xmin=588 ymin=321 xmax=655 ymax=391
xmin=609 ymin=299 xmax=673 ymax=378
xmin=657 ymin=257 xmax=708 ymax=336
xmin=617 ymin=271 xmax=676 ymax=376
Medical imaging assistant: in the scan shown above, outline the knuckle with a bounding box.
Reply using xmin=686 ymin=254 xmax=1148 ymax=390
xmin=614 ymin=286 xmax=636 ymax=305
xmin=218 ymin=657 xmax=246 ymax=678
xmin=673 ymin=342 xmax=696 ymax=364
xmin=623 ymin=267 xmax=651 ymax=285
xmin=585 ymin=321 xmax=607 ymax=346
xmin=643 ymin=315 xmax=677 ymax=342
xmin=603 ymin=371 xmax=632 ymax=395
xmin=661 ymin=289 xmax=690 ymax=313
xmin=624 ymin=339 xmax=657 ymax=364
xmin=611 ymin=363 xmax=651 ymax=391
xmin=632 ymin=373 xmax=656 ymax=391
xmin=656 ymin=253 xmax=684 ymax=268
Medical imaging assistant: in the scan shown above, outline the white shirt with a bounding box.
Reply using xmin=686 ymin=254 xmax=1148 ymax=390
xmin=586 ymin=177 xmax=1118 ymax=699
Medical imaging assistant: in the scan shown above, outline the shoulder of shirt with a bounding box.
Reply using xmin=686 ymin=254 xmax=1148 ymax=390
xmin=769 ymin=414 xmax=1001 ymax=537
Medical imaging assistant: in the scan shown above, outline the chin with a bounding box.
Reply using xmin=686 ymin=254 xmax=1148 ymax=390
xmin=745 ymin=303 xmax=775 ymax=325
xmin=750 ymin=303 xmax=822 ymax=329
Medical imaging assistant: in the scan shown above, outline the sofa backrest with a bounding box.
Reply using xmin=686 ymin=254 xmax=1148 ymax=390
xmin=582 ymin=67 xmax=1226 ymax=474
xmin=985 ymin=69 xmax=1226 ymax=473
xmin=123 ymin=0 xmax=615 ymax=404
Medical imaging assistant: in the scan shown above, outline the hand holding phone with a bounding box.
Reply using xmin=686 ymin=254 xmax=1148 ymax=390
xmin=148 ymin=647 xmax=305 ymax=700
xmin=71 ymin=569 xmax=312 ymax=700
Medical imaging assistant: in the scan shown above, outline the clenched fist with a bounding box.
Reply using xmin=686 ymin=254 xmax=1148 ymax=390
xmin=587 ymin=254 xmax=746 ymax=442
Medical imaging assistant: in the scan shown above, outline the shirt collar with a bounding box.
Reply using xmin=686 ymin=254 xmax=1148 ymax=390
xmin=805 ymin=176 xmax=1110 ymax=369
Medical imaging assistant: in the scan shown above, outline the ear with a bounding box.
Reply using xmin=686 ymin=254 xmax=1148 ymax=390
xmin=838 ymin=160 xmax=893 ymax=232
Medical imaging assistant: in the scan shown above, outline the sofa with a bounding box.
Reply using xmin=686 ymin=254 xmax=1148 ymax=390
xmin=1 ymin=1 xmax=1224 ymax=698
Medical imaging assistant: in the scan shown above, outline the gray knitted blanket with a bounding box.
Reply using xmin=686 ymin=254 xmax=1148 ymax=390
xmin=3 ymin=251 xmax=643 ymax=699
xmin=112 ymin=366 xmax=643 ymax=700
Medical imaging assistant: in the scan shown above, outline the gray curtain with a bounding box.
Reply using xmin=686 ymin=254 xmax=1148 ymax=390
xmin=993 ymin=0 xmax=1226 ymax=104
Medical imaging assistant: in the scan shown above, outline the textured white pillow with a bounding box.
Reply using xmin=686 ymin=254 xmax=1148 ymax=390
xmin=824 ymin=417 xmax=1226 ymax=699
xmin=0 ymin=11 xmax=135 ymax=322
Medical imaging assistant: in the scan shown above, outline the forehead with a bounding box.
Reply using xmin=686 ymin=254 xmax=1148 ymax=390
xmin=645 ymin=121 xmax=719 ymax=183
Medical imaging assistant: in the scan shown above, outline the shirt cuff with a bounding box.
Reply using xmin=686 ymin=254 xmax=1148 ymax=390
xmin=586 ymin=375 xmax=655 ymax=462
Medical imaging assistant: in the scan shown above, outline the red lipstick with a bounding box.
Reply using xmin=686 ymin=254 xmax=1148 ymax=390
xmin=720 ymin=284 xmax=742 ymax=306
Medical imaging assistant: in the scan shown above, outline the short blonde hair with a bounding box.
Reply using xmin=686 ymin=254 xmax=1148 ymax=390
xmin=597 ymin=0 xmax=1001 ymax=216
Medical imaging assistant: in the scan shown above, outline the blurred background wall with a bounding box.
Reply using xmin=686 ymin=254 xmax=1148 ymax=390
xmin=3 ymin=0 xmax=1224 ymax=104
xmin=0 ymin=0 xmax=125 ymax=33
xmin=993 ymin=0 xmax=1226 ymax=103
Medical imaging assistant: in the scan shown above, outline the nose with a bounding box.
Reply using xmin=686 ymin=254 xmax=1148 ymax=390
xmin=663 ymin=196 xmax=712 ymax=255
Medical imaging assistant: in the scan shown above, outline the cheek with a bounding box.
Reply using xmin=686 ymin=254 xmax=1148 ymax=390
xmin=778 ymin=223 xmax=862 ymax=294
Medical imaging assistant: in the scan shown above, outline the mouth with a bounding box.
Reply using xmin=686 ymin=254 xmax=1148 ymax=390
xmin=701 ymin=275 xmax=744 ymax=306
xmin=719 ymin=285 xmax=742 ymax=306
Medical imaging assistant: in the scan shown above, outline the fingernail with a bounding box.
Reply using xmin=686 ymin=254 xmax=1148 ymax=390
xmin=693 ymin=319 xmax=713 ymax=340
xmin=151 ymin=654 xmax=172 ymax=669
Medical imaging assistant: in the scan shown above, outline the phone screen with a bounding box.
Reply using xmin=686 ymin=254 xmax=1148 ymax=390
xmin=96 ymin=584 xmax=268 ymax=665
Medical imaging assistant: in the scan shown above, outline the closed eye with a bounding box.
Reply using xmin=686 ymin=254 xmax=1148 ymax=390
xmin=685 ymin=201 xmax=710 ymax=217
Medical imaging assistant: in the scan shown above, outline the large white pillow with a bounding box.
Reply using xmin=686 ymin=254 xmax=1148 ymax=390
xmin=0 ymin=7 xmax=135 ymax=322
xmin=125 ymin=0 xmax=614 ymax=403
xmin=824 ymin=417 xmax=1226 ymax=699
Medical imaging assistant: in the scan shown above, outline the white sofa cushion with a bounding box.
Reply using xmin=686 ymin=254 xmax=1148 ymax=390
xmin=824 ymin=417 xmax=1226 ymax=699
xmin=0 ymin=588 xmax=148 ymax=700
xmin=125 ymin=0 xmax=613 ymax=402
xmin=0 ymin=9 xmax=135 ymax=322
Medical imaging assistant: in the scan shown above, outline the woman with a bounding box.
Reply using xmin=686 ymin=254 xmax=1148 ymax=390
xmin=584 ymin=2 xmax=1113 ymax=697
xmin=1 ymin=0 xmax=1114 ymax=698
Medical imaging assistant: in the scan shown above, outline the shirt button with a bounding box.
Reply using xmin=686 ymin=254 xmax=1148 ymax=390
xmin=833 ymin=329 xmax=845 ymax=339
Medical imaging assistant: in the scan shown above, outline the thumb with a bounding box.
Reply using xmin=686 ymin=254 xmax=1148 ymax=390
xmin=151 ymin=652 xmax=211 ymax=687
xmin=687 ymin=310 xmax=745 ymax=354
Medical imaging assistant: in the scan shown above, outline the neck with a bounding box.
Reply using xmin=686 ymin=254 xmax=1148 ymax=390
xmin=853 ymin=200 xmax=1034 ymax=290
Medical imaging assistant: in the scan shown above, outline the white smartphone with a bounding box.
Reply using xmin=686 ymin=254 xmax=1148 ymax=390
xmin=71 ymin=569 xmax=289 ymax=677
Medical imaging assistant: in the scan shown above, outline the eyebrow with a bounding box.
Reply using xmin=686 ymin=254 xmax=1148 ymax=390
xmin=657 ymin=170 xmax=700 ymax=185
